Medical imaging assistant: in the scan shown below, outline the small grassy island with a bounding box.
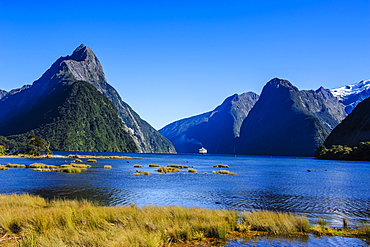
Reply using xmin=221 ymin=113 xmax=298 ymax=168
xmin=0 ymin=194 xmax=369 ymax=246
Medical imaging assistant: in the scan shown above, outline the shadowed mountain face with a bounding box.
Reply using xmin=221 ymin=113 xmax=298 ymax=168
xmin=159 ymin=92 xmax=259 ymax=153
xmin=237 ymin=78 xmax=329 ymax=157
xmin=7 ymin=81 xmax=138 ymax=152
xmin=324 ymin=96 xmax=370 ymax=147
xmin=0 ymin=44 xmax=175 ymax=153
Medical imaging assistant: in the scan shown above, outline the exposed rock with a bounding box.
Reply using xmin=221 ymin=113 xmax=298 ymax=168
xmin=160 ymin=92 xmax=259 ymax=153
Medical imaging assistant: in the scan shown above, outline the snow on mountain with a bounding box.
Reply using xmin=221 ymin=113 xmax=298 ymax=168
xmin=330 ymin=79 xmax=370 ymax=99
xmin=330 ymin=79 xmax=370 ymax=114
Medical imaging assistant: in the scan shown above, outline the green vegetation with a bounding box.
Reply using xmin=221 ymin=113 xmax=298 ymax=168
xmin=3 ymin=81 xmax=138 ymax=153
xmin=316 ymin=142 xmax=370 ymax=161
xmin=213 ymin=164 xmax=229 ymax=168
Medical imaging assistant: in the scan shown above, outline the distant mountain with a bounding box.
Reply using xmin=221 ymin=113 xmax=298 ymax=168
xmin=0 ymin=44 xmax=175 ymax=153
xmin=159 ymin=92 xmax=259 ymax=153
xmin=331 ymin=79 xmax=370 ymax=114
xmin=324 ymin=96 xmax=370 ymax=147
xmin=237 ymin=78 xmax=330 ymax=157
xmin=0 ymin=89 xmax=6 ymax=99
xmin=6 ymin=81 xmax=138 ymax=152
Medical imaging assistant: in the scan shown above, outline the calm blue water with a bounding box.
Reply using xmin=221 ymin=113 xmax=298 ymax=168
xmin=1 ymin=152 xmax=369 ymax=246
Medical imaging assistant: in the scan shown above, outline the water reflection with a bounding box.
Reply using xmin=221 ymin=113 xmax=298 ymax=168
xmin=228 ymin=234 xmax=370 ymax=247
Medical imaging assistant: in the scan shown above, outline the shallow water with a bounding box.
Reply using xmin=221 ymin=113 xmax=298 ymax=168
xmin=1 ymin=152 xmax=370 ymax=246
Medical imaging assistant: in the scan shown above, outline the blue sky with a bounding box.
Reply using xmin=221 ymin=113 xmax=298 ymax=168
xmin=0 ymin=0 xmax=369 ymax=129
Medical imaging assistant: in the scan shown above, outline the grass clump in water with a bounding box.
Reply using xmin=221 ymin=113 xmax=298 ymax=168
xmin=28 ymin=163 xmax=58 ymax=169
xmin=73 ymin=159 xmax=83 ymax=163
xmin=149 ymin=164 xmax=160 ymax=167
xmin=213 ymin=170 xmax=237 ymax=175
xmin=0 ymin=165 xmax=9 ymax=170
xmin=71 ymin=163 xmax=92 ymax=168
xmin=6 ymin=163 xmax=27 ymax=168
xmin=133 ymin=164 xmax=142 ymax=168
xmin=104 ymin=165 xmax=112 ymax=169
xmin=240 ymin=211 xmax=310 ymax=234
xmin=167 ymin=164 xmax=189 ymax=168
xmin=55 ymin=168 xmax=84 ymax=173
xmin=188 ymin=168 xmax=198 ymax=173
xmin=136 ymin=170 xmax=150 ymax=175
xmin=213 ymin=164 xmax=229 ymax=168
xmin=87 ymin=159 xmax=97 ymax=163
xmin=157 ymin=167 xmax=181 ymax=173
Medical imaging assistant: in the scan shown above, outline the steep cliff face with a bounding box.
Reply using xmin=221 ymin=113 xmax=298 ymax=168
xmin=0 ymin=89 xmax=7 ymax=99
xmin=0 ymin=44 xmax=175 ymax=153
xmin=324 ymin=96 xmax=370 ymax=147
xmin=159 ymin=92 xmax=259 ymax=153
xmin=237 ymin=78 xmax=329 ymax=156
xmin=299 ymin=87 xmax=347 ymax=131
xmin=7 ymin=81 xmax=138 ymax=152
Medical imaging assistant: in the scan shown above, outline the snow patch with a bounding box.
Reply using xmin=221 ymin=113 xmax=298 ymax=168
xmin=330 ymin=79 xmax=370 ymax=99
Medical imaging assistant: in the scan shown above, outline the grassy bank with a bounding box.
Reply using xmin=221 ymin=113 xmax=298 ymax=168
xmin=0 ymin=194 xmax=368 ymax=246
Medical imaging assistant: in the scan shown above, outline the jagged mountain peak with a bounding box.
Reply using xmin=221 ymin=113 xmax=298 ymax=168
xmin=266 ymin=77 xmax=294 ymax=89
xmin=69 ymin=44 xmax=96 ymax=62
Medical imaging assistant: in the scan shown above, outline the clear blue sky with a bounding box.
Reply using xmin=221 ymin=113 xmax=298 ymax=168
xmin=0 ymin=0 xmax=369 ymax=129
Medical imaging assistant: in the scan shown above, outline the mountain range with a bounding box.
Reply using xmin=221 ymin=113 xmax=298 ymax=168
xmin=0 ymin=45 xmax=175 ymax=153
xmin=160 ymin=78 xmax=370 ymax=156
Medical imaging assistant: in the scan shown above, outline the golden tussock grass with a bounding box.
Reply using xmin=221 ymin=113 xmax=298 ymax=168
xmin=212 ymin=170 xmax=237 ymax=175
xmin=240 ymin=211 xmax=310 ymax=234
xmin=149 ymin=164 xmax=160 ymax=167
xmin=188 ymin=168 xmax=198 ymax=173
xmin=0 ymin=194 xmax=238 ymax=247
xmin=104 ymin=165 xmax=112 ymax=169
xmin=6 ymin=163 xmax=27 ymax=168
xmin=28 ymin=163 xmax=58 ymax=169
xmin=133 ymin=164 xmax=142 ymax=168
xmin=213 ymin=164 xmax=229 ymax=168
xmin=157 ymin=167 xmax=182 ymax=173
xmin=167 ymin=164 xmax=189 ymax=169
xmin=87 ymin=159 xmax=97 ymax=163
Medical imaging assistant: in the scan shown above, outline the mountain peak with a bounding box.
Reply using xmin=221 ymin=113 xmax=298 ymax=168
xmin=69 ymin=44 xmax=96 ymax=61
xmin=266 ymin=78 xmax=294 ymax=89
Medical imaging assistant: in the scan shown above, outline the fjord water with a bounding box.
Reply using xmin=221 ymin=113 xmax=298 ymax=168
xmin=1 ymin=153 xmax=369 ymax=246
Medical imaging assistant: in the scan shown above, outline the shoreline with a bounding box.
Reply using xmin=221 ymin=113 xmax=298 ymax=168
xmin=0 ymin=154 xmax=134 ymax=159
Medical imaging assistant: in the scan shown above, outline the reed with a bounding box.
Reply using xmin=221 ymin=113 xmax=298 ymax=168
xmin=0 ymin=194 xmax=237 ymax=247
xmin=87 ymin=159 xmax=97 ymax=163
xmin=213 ymin=164 xmax=229 ymax=168
xmin=240 ymin=211 xmax=310 ymax=234
xmin=33 ymin=168 xmax=53 ymax=172
xmin=73 ymin=159 xmax=83 ymax=162
xmin=133 ymin=164 xmax=142 ymax=168
xmin=104 ymin=165 xmax=112 ymax=169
